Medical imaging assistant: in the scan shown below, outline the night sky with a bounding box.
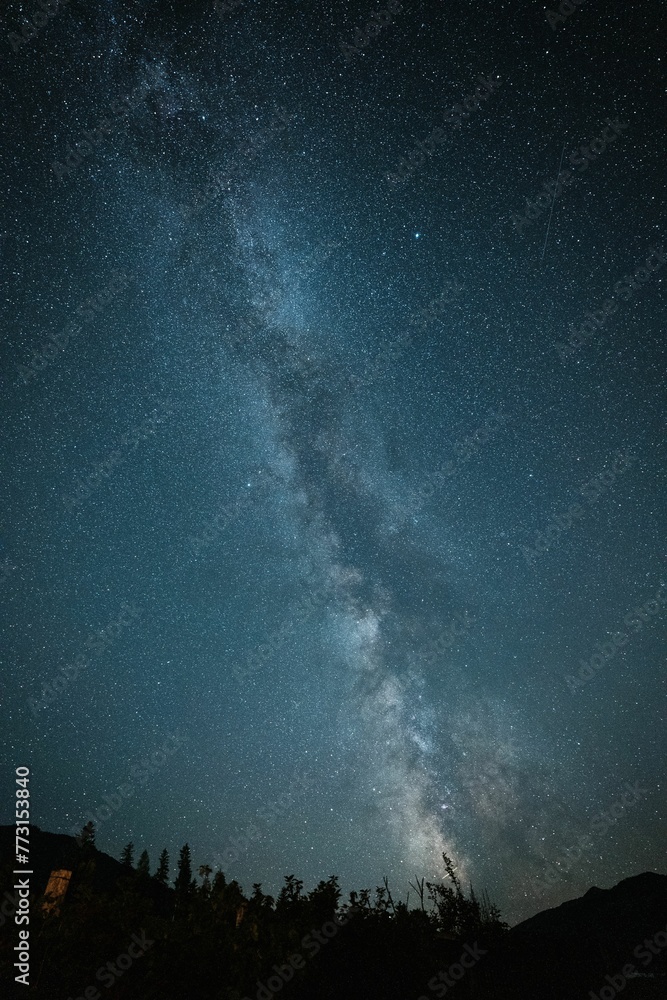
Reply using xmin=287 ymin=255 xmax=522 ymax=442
xmin=1 ymin=0 xmax=665 ymax=925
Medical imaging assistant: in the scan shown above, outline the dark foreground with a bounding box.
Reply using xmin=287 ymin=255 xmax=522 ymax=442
xmin=1 ymin=826 xmax=665 ymax=1000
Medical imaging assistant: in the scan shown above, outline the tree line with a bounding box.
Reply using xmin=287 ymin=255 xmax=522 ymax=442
xmin=0 ymin=822 xmax=507 ymax=1000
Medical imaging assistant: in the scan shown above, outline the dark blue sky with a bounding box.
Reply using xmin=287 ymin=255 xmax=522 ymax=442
xmin=2 ymin=0 xmax=665 ymax=924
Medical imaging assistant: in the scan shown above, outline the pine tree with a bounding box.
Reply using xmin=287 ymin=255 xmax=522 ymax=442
xmin=79 ymin=821 xmax=96 ymax=848
xmin=155 ymin=848 xmax=169 ymax=884
xmin=175 ymin=843 xmax=193 ymax=895
xmin=137 ymin=849 xmax=150 ymax=877
xmin=120 ymin=842 xmax=134 ymax=868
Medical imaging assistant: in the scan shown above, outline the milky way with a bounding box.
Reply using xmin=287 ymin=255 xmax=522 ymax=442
xmin=2 ymin=0 xmax=665 ymax=924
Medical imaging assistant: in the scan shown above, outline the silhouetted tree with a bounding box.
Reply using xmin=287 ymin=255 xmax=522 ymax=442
xmin=307 ymin=875 xmax=341 ymax=923
xmin=426 ymin=853 xmax=506 ymax=939
xmin=175 ymin=843 xmax=193 ymax=895
xmin=137 ymin=849 xmax=150 ymax=877
xmin=78 ymin=821 xmax=96 ymax=849
xmin=211 ymin=869 xmax=226 ymax=894
xmin=155 ymin=847 xmax=169 ymax=884
xmin=249 ymin=882 xmax=274 ymax=913
xmin=276 ymin=873 xmax=304 ymax=914
xmin=120 ymin=842 xmax=134 ymax=867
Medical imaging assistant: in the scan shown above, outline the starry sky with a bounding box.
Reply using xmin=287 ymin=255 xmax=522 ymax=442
xmin=1 ymin=0 xmax=665 ymax=925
